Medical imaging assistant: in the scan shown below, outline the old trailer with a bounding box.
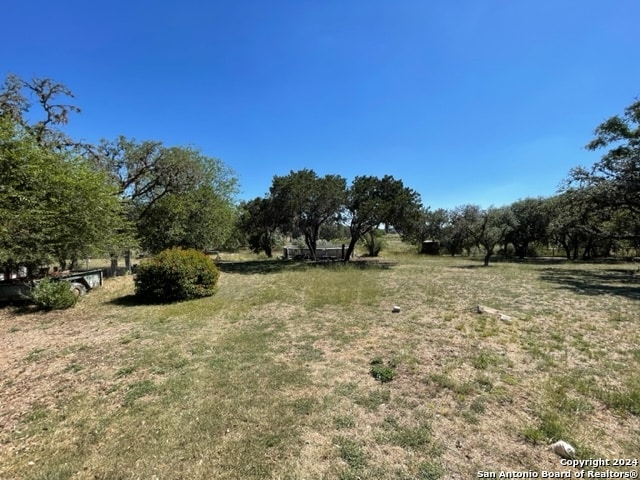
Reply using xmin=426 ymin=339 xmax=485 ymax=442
xmin=0 ymin=269 xmax=104 ymax=303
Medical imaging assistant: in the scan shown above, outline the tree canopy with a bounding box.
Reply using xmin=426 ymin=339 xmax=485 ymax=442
xmin=343 ymin=175 xmax=422 ymax=261
xmin=269 ymin=169 xmax=347 ymax=260
xmin=0 ymin=73 xmax=238 ymax=275
xmin=0 ymin=117 xmax=128 ymax=274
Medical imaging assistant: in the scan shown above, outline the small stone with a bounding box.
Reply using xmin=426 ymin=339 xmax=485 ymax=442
xmin=550 ymin=440 xmax=576 ymax=459
xmin=392 ymin=306 xmax=401 ymax=313
xmin=499 ymin=314 xmax=513 ymax=323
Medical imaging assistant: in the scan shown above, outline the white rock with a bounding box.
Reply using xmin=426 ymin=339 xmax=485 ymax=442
xmin=499 ymin=314 xmax=513 ymax=323
xmin=392 ymin=306 xmax=401 ymax=313
xmin=550 ymin=440 xmax=576 ymax=459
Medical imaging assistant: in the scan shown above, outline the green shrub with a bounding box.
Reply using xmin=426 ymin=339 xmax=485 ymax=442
xmin=30 ymin=278 xmax=78 ymax=310
xmin=134 ymin=248 xmax=219 ymax=303
xmin=360 ymin=230 xmax=386 ymax=257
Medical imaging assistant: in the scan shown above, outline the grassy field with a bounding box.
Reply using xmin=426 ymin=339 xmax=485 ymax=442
xmin=1 ymin=245 xmax=639 ymax=479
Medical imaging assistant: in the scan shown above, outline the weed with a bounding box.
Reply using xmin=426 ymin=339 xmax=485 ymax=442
xmin=24 ymin=347 xmax=47 ymax=362
xmin=470 ymin=397 xmax=486 ymax=414
xmin=416 ymin=461 xmax=444 ymax=480
xmin=115 ymin=365 xmax=136 ymax=377
xmin=474 ymin=374 xmax=494 ymax=392
xmin=355 ymin=388 xmax=391 ymax=411
xmin=334 ymin=436 xmax=368 ymax=469
xmin=384 ymin=421 xmax=433 ymax=448
xmin=599 ymin=381 xmax=640 ymax=416
xmin=370 ymin=357 xmax=398 ymax=383
xmin=426 ymin=373 xmax=477 ymax=399
xmin=123 ymin=379 xmax=156 ymax=406
xmin=63 ymin=363 xmax=83 ymax=373
xmin=292 ymin=397 xmax=317 ymax=416
xmin=522 ymin=425 xmax=547 ymax=445
xmin=462 ymin=409 xmax=479 ymax=424
xmin=120 ymin=330 xmax=142 ymax=344
xmin=471 ymin=350 xmax=502 ymax=370
xmin=334 ymin=415 xmax=356 ymax=429
xmin=609 ymin=309 xmax=630 ymax=322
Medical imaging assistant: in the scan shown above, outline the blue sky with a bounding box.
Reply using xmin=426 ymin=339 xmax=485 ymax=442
xmin=4 ymin=1 xmax=639 ymax=209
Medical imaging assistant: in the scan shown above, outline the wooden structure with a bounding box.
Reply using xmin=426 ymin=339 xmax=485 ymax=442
xmin=283 ymin=245 xmax=348 ymax=261
xmin=421 ymin=240 xmax=440 ymax=255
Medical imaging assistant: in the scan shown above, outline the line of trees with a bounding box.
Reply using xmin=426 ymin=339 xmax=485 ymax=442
xmin=2 ymin=72 xmax=638 ymax=272
xmin=237 ymin=98 xmax=640 ymax=265
xmin=0 ymin=74 xmax=238 ymax=277
xmin=400 ymin=98 xmax=640 ymax=264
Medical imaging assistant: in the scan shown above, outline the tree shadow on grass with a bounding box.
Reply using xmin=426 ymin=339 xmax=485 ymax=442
xmin=451 ymin=264 xmax=488 ymax=269
xmin=107 ymin=293 xmax=220 ymax=307
xmin=453 ymin=257 xmax=570 ymax=268
xmin=216 ymin=259 xmax=309 ymax=275
xmin=0 ymin=302 xmax=46 ymax=316
xmin=216 ymin=258 xmax=394 ymax=275
xmin=108 ymin=294 xmax=145 ymax=307
xmin=539 ymin=267 xmax=640 ymax=301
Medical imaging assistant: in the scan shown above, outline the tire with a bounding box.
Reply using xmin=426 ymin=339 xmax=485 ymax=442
xmin=70 ymin=282 xmax=87 ymax=297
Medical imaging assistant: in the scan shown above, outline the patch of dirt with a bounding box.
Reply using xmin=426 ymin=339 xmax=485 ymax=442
xmin=0 ymin=278 xmax=134 ymax=450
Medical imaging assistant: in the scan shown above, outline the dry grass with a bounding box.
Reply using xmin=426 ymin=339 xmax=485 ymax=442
xmin=1 ymin=248 xmax=639 ymax=479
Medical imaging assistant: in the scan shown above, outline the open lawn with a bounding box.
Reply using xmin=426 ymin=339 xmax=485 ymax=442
xmin=1 ymin=250 xmax=639 ymax=479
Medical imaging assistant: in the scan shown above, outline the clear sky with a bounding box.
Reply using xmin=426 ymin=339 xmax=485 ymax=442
xmin=4 ymin=1 xmax=639 ymax=209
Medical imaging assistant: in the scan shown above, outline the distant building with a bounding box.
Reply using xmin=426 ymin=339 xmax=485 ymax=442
xmin=421 ymin=240 xmax=440 ymax=255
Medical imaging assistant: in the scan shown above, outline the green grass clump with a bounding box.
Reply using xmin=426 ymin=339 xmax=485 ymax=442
xmin=370 ymin=357 xmax=397 ymax=383
xmin=334 ymin=436 xmax=368 ymax=469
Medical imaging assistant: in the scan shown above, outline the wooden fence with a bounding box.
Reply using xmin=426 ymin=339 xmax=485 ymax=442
xmin=282 ymin=245 xmax=349 ymax=261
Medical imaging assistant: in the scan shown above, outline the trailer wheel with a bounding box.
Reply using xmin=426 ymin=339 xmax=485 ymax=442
xmin=70 ymin=282 xmax=87 ymax=297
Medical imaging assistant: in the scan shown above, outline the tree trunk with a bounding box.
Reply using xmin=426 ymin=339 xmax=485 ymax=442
xmin=343 ymin=236 xmax=359 ymax=263
xmin=571 ymin=238 xmax=580 ymax=260
xmin=483 ymin=250 xmax=493 ymax=266
xmin=124 ymin=249 xmax=132 ymax=271
xmin=305 ymin=234 xmax=317 ymax=260
xmin=110 ymin=253 xmax=118 ymax=277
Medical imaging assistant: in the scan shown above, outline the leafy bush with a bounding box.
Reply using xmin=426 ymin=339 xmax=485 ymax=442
xmin=360 ymin=230 xmax=386 ymax=257
xmin=134 ymin=248 xmax=219 ymax=303
xmin=30 ymin=278 xmax=78 ymax=310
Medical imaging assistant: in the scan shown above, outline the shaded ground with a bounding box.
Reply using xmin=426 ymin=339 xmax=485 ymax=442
xmin=539 ymin=266 xmax=640 ymax=300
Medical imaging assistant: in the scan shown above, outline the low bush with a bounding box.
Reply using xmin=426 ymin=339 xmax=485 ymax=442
xmin=134 ymin=248 xmax=219 ymax=303
xmin=30 ymin=278 xmax=78 ymax=310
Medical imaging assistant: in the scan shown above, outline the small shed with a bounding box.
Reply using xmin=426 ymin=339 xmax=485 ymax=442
xmin=421 ymin=240 xmax=440 ymax=255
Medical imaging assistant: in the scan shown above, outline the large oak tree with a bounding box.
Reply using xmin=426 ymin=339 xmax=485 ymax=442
xmin=343 ymin=175 xmax=421 ymax=262
xmin=269 ymin=169 xmax=347 ymax=260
